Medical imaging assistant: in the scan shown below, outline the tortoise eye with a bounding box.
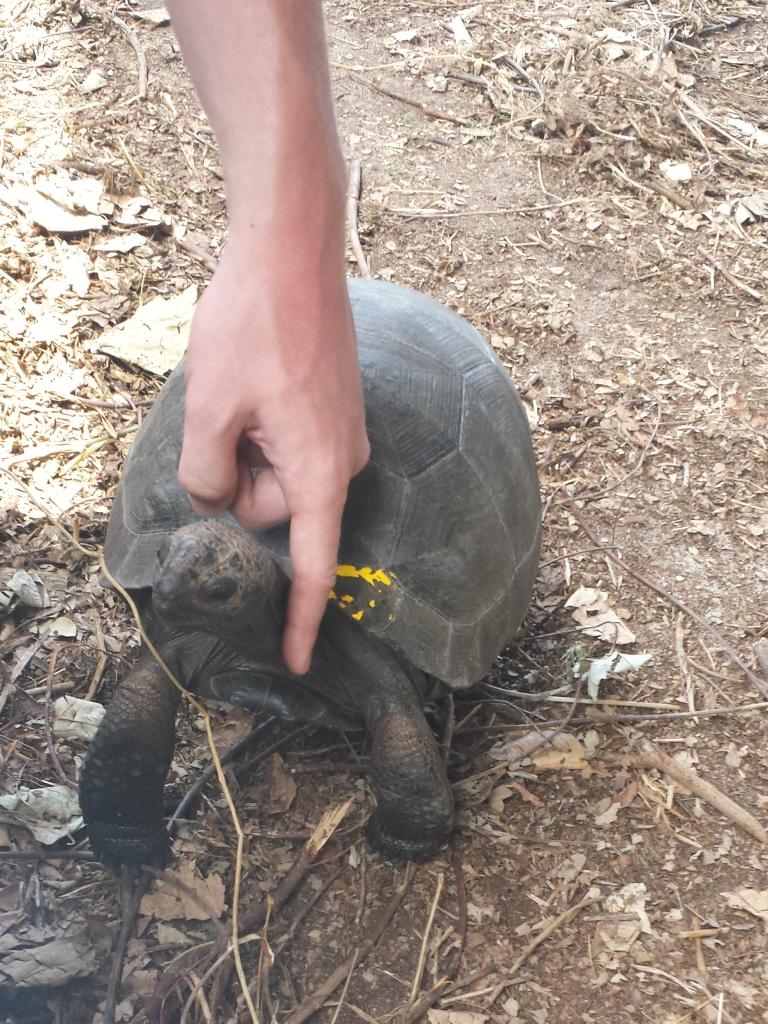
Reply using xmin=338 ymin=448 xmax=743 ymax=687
xmin=202 ymin=578 xmax=237 ymax=602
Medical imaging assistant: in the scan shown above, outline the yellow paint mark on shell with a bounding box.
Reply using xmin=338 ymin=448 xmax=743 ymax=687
xmin=328 ymin=565 xmax=395 ymax=622
xmin=337 ymin=565 xmax=393 ymax=587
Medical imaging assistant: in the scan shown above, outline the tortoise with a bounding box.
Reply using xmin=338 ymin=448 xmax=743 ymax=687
xmin=80 ymin=279 xmax=541 ymax=866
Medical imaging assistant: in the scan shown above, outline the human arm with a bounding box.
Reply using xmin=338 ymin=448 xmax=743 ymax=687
xmin=165 ymin=0 xmax=370 ymax=674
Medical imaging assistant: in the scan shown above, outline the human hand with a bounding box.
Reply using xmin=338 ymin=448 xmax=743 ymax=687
xmin=178 ymin=237 xmax=370 ymax=675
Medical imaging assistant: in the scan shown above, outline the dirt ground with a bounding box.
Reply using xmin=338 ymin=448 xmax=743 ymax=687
xmin=1 ymin=1 xmax=768 ymax=1023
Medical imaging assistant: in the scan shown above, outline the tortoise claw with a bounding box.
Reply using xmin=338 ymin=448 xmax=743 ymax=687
xmin=364 ymin=813 xmax=451 ymax=865
xmin=85 ymin=820 xmax=172 ymax=870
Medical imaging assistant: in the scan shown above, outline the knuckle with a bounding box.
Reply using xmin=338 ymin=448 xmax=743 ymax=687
xmin=177 ymin=470 xmax=230 ymax=510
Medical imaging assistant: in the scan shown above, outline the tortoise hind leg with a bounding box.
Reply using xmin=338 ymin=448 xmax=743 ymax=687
xmin=80 ymin=650 xmax=180 ymax=867
xmin=364 ymin=694 xmax=454 ymax=863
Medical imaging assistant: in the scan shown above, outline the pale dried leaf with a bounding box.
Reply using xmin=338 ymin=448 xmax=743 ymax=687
xmin=94 ymin=232 xmax=148 ymax=253
xmin=95 ymin=285 xmax=197 ymax=373
xmin=723 ymin=888 xmax=768 ymax=929
xmin=0 ymin=930 xmax=97 ymax=987
xmin=8 ymin=569 xmax=45 ymax=608
xmin=49 ymin=615 xmax=77 ymax=638
xmin=429 ymin=1012 xmax=487 ymax=1024
xmin=533 ymin=734 xmax=588 ymax=771
xmin=269 ymin=753 xmax=297 ymax=814
xmin=139 ymin=861 xmax=226 ymax=922
xmin=53 ymin=696 xmax=106 ymax=741
xmin=128 ymin=6 xmax=170 ymax=25
xmin=0 ymin=785 xmax=82 ymax=845
xmin=565 ymin=587 xmax=636 ymax=645
xmin=81 ymin=69 xmax=107 ymax=93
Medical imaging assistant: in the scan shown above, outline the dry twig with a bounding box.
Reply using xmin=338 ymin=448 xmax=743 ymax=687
xmin=347 ymin=159 xmax=371 ymax=278
xmin=44 ymin=650 xmax=76 ymax=790
xmin=604 ymin=740 xmax=767 ymax=845
xmin=347 ymin=70 xmax=471 ymax=126
xmin=285 ymin=863 xmax=416 ymax=1024
xmin=108 ymin=14 xmax=148 ymax=100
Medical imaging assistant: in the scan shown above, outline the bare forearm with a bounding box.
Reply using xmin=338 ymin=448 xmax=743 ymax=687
xmin=166 ymin=0 xmax=346 ymax=242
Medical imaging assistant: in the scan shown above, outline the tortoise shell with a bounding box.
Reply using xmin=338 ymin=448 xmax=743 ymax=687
xmin=104 ymin=280 xmax=541 ymax=688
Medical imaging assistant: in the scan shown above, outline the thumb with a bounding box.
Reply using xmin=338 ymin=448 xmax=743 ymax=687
xmin=178 ymin=413 xmax=239 ymax=516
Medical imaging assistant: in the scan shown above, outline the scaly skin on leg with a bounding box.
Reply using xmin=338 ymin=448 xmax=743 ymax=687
xmin=79 ymin=650 xmax=181 ymax=866
xmin=364 ymin=695 xmax=454 ymax=863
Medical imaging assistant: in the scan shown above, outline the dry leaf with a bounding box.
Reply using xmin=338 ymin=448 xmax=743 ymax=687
xmin=94 ymin=233 xmax=148 ymax=254
xmin=53 ymin=696 xmax=106 ymax=741
xmin=81 ymin=69 xmax=107 ymax=93
xmin=95 ymin=285 xmax=197 ymax=373
xmin=128 ymin=6 xmax=170 ymax=25
xmin=139 ymin=861 xmax=226 ymax=922
xmin=392 ymin=29 xmax=419 ymax=43
xmin=448 ymin=15 xmax=473 ymax=49
xmin=7 ymin=569 xmax=45 ymax=608
xmin=429 ymin=1012 xmax=487 ymax=1024
xmin=49 ymin=615 xmax=77 ymax=638
xmin=0 ymin=785 xmax=82 ymax=845
xmin=2 ymin=176 xmax=109 ymax=234
xmin=723 ymin=888 xmax=768 ymax=929
xmin=660 ymin=160 xmax=692 ymax=182
xmin=269 ymin=753 xmax=297 ymax=814
xmin=565 ymin=587 xmax=636 ymax=645
xmin=0 ymin=930 xmax=98 ymax=987
xmin=594 ymin=802 xmax=620 ymax=827
xmin=533 ymin=735 xmax=588 ymax=771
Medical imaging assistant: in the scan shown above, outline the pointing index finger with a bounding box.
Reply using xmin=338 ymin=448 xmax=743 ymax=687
xmin=282 ymin=503 xmax=344 ymax=675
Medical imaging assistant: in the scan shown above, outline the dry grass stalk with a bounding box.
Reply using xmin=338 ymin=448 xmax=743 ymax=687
xmin=284 ymin=863 xmax=417 ymax=1024
xmin=408 ymin=870 xmax=445 ymax=1002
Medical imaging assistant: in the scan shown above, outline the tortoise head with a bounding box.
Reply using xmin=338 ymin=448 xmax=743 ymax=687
xmin=151 ymin=520 xmax=280 ymax=633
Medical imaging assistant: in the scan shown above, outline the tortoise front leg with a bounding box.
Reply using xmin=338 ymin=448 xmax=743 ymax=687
xmin=80 ymin=650 xmax=180 ymax=867
xmin=364 ymin=694 xmax=454 ymax=863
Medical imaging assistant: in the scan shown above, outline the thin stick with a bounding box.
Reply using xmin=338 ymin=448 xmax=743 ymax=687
xmin=0 ymin=849 xmax=95 ymax=862
xmin=285 ymin=864 xmax=416 ymax=1024
xmin=386 ymin=197 xmax=585 ymax=219
xmin=604 ymin=741 xmax=767 ymax=845
xmin=6 ymin=427 xmax=134 ymax=469
xmin=696 ymin=245 xmax=764 ymax=301
xmin=209 ymin=800 xmax=352 ymax=1011
xmin=174 ymin=233 xmax=218 ymax=273
xmin=347 ymin=70 xmax=471 ymax=126
xmin=84 ymin=609 xmax=108 ymax=701
xmin=459 ymin=701 xmax=768 ymax=734
xmin=568 ymin=506 xmax=768 ymax=700
xmin=397 ymin=853 xmax=467 ymax=1024
xmin=104 ymin=867 xmax=151 ymax=1024
xmin=675 ymin=615 xmax=695 ymax=714
xmin=44 ymin=650 xmax=76 ymax=790
xmin=347 ymin=159 xmax=370 ymax=278
xmin=427 ymin=892 xmax=596 ymax=1008
xmin=756 ymin=640 xmax=768 ymax=681
xmin=109 ymin=14 xmax=148 ymax=99
xmin=169 ymin=718 xmax=277 ymax=825
xmin=108 ymin=578 xmax=260 ymax=1024
xmin=409 ymin=872 xmax=444 ymax=1001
